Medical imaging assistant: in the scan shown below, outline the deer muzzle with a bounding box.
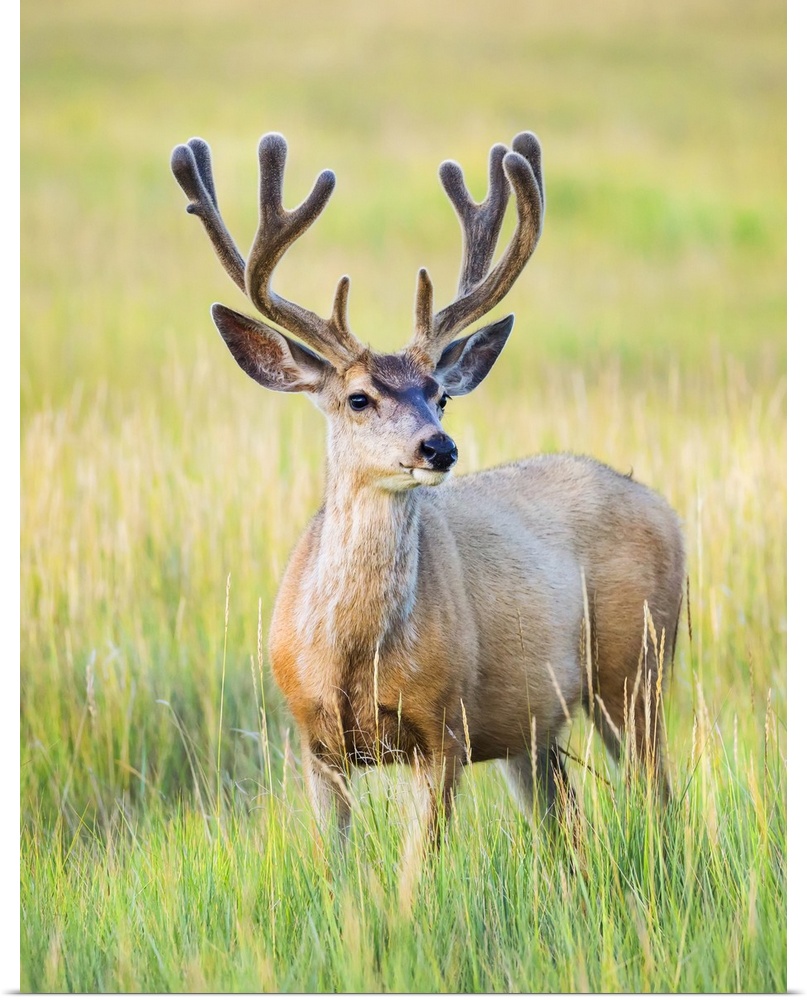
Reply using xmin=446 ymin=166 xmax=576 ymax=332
xmin=419 ymin=433 xmax=458 ymax=472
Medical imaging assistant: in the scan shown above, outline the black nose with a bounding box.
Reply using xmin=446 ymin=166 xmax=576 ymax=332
xmin=419 ymin=433 xmax=458 ymax=471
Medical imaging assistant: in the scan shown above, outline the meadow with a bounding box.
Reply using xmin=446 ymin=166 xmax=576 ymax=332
xmin=20 ymin=0 xmax=786 ymax=991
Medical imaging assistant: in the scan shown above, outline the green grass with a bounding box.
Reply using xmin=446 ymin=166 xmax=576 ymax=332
xmin=21 ymin=0 xmax=785 ymax=991
xmin=22 ymin=739 xmax=785 ymax=992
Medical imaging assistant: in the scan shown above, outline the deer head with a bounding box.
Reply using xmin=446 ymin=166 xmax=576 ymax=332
xmin=170 ymin=132 xmax=544 ymax=490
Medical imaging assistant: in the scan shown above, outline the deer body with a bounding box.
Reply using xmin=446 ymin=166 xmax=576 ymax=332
xmin=272 ymin=453 xmax=682 ymax=823
xmin=171 ymin=129 xmax=684 ymax=854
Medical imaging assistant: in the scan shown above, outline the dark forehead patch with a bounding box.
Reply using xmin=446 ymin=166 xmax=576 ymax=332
xmin=370 ymin=353 xmax=439 ymax=397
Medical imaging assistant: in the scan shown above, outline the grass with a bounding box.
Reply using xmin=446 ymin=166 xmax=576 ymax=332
xmin=21 ymin=0 xmax=785 ymax=991
xmin=21 ymin=736 xmax=785 ymax=992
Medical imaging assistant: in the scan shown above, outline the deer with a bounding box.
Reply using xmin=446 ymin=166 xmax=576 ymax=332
xmin=170 ymin=130 xmax=685 ymax=871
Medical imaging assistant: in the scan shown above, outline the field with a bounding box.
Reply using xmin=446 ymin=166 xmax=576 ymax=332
xmin=20 ymin=0 xmax=786 ymax=992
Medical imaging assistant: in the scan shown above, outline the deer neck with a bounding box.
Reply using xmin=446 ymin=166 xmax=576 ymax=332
xmin=310 ymin=468 xmax=422 ymax=660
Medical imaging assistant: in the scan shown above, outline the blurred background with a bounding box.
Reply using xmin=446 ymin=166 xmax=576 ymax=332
xmin=23 ymin=0 xmax=784 ymax=394
xmin=22 ymin=0 xmax=784 ymax=846
xmin=20 ymin=0 xmax=786 ymax=990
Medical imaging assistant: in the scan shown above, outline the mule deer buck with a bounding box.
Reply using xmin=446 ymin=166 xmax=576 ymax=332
xmin=171 ymin=130 xmax=685 ymax=861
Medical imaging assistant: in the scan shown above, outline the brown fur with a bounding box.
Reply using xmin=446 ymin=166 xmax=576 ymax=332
xmin=271 ymin=447 xmax=684 ymax=845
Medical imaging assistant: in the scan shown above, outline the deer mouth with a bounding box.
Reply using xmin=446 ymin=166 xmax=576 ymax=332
xmin=405 ymin=465 xmax=452 ymax=486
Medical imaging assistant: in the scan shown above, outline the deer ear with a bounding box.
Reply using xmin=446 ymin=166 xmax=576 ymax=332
xmin=211 ymin=304 xmax=333 ymax=392
xmin=434 ymin=314 xmax=514 ymax=395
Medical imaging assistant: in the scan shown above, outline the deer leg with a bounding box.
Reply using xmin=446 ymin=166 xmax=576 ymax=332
xmin=631 ymin=688 xmax=672 ymax=804
xmin=302 ymin=742 xmax=352 ymax=854
xmin=500 ymin=740 xmax=577 ymax=827
xmin=399 ymin=748 xmax=464 ymax=913
xmin=588 ymin=682 xmax=672 ymax=804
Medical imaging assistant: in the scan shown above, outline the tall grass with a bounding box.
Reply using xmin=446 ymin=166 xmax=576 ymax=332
xmin=21 ymin=0 xmax=785 ymax=991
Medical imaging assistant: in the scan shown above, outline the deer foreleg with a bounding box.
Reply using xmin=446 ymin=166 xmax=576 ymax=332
xmin=302 ymin=741 xmax=352 ymax=856
xmin=399 ymin=747 xmax=464 ymax=912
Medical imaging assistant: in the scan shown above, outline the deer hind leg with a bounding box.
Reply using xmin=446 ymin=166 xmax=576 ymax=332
xmin=499 ymin=741 xmax=577 ymax=827
xmin=587 ymin=672 xmax=672 ymax=804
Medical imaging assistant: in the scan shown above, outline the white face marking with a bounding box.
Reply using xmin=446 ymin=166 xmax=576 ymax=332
xmin=372 ymin=467 xmax=452 ymax=491
xmin=410 ymin=467 xmax=451 ymax=487
xmin=374 ymin=470 xmax=422 ymax=492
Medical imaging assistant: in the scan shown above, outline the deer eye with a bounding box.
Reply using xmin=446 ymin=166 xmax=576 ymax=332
xmin=437 ymin=394 xmax=449 ymax=412
xmin=348 ymin=393 xmax=370 ymax=411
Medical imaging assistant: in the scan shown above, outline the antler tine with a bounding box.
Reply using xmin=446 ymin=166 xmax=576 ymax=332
xmin=512 ymin=130 xmax=545 ymax=227
xmin=170 ymin=139 xmax=247 ymax=292
xmin=414 ymin=267 xmax=434 ymax=344
xmin=245 ymin=133 xmax=363 ymax=366
xmin=439 ymin=142 xmax=510 ymax=294
xmin=412 ymin=132 xmax=544 ymax=363
xmin=186 ymin=138 xmax=219 ymax=210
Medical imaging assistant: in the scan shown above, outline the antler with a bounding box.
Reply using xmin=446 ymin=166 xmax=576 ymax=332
xmin=410 ymin=131 xmax=544 ymax=363
xmin=171 ymin=133 xmax=363 ymax=367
